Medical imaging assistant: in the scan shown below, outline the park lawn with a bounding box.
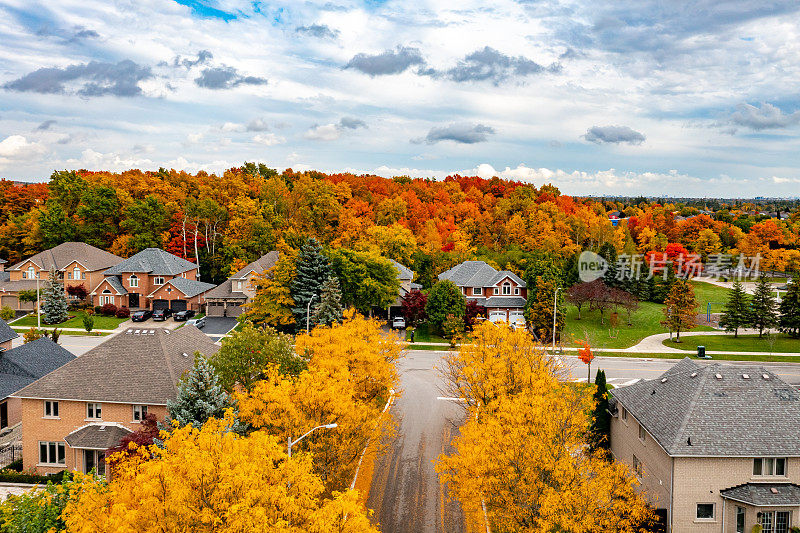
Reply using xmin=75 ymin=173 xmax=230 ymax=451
xmin=663 ymin=334 xmax=800 ymax=353
xmin=11 ymin=313 xmax=128 ymax=330
xmin=690 ymin=280 xmax=731 ymax=315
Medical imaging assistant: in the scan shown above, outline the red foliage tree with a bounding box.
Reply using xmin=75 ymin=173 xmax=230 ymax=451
xmin=107 ymin=413 xmax=161 ymax=466
xmin=401 ymin=289 xmax=428 ymax=327
xmin=464 ymin=299 xmax=486 ymax=330
xmin=576 ymin=340 xmax=595 ymax=383
xmin=66 ymin=283 xmax=88 ymax=300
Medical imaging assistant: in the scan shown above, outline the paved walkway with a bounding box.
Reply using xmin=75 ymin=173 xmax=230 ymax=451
xmin=0 ymin=483 xmax=38 ymax=501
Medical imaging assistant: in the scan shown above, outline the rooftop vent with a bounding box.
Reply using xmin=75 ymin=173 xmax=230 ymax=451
xmin=690 ymin=372 xmax=698 ymax=378
xmin=99 ymin=425 xmax=106 ymax=431
xmin=125 ymin=330 xmax=132 ymax=335
xmin=715 ymin=373 xmax=723 ymax=380
xmin=164 ymin=330 xmax=171 ymax=335
xmin=771 ymin=487 xmax=779 ymax=494
xmin=661 ymin=378 xmax=668 ymax=383
xmin=182 ymin=352 xmax=189 ymax=358
xmin=763 ymin=374 xmax=770 ymax=380
xmin=134 ymin=329 xmax=140 ymax=335
xmin=743 ymin=374 xmax=750 ymax=379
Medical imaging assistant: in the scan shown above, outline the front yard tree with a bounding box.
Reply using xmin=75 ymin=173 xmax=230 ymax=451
xmin=313 ymin=277 xmax=344 ymax=326
xmin=66 ymin=283 xmax=88 ymax=301
xmin=327 ymin=248 xmax=399 ymax=314
xmin=661 ymin=279 xmax=698 ymax=342
xmin=425 ymin=280 xmax=466 ymax=334
xmin=242 ymin=251 xmax=297 ymax=330
xmin=779 ymin=275 xmax=800 ymax=338
xmin=589 ymin=369 xmax=610 ymax=452
xmin=82 ymin=313 xmax=94 ymax=334
xmin=41 ymin=268 xmax=68 ymax=325
xmin=167 ymin=355 xmax=229 ymax=429
xmin=291 ymin=238 xmax=333 ymax=328
xmin=750 ymin=275 xmax=778 ymax=337
xmin=719 ymin=279 xmax=751 ymax=337
xmin=401 ymin=289 xmax=427 ymax=327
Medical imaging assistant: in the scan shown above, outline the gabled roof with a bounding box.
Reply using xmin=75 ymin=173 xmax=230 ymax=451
xmin=204 ymin=279 xmax=247 ymax=300
xmin=0 ymin=319 xmax=18 ymax=345
xmin=9 ymin=242 xmax=123 ymax=272
xmin=390 ymin=260 xmax=414 ymax=281
xmin=148 ymin=278 xmax=216 ymax=299
xmin=721 ymin=483 xmax=800 ymax=507
xmin=0 ymin=337 xmax=75 ymax=399
xmin=65 ymin=423 xmax=132 ymax=450
xmin=439 ymin=261 xmax=526 ymax=288
xmin=230 ymin=251 xmax=279 ymax=279
xmin=103 ymin=248 xmax=197 ymax=276
xmin=92 ymin=275 xmax=127 ymax=296
xmin=13 ymin=326 xmax=218 ymax=405
xmin=610 ymin=358 xmax=800 ymax=457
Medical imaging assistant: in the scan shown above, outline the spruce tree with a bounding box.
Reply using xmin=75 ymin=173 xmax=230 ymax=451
xmin=588 ymin=369 xmax=610 ymax=452
xmin=779 ymin=276 xmax=800 ymax=338
xmin=41 ymin=268 xmax=68 ymax=325
xmin=719 ymin=279 xmax=750 ymax=338
xmin=313 ymin=277 xmax=343 ymax=326
xmin=290 ymin=238 xmax=332 ymax=330
xmin=749 ymin=276 xmax=778 ymax=337
xmin=166 ymin=355 xmax=229 ymax=429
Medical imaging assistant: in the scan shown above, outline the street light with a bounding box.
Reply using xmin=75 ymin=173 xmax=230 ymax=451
xmin=287 ymin=423 xmax=338 ymax=459
xmin=306 ymin=294 xmax=317 ymax=333
xmin=552 ymin=286 xmax=562 ymax=354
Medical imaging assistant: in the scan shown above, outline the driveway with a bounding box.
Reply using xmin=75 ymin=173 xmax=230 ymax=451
xmin=202 ymin=317 xmax=238 ymax=336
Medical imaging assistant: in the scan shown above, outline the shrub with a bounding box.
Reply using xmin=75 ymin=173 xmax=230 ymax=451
xmin=100 ymin=303 xmax=118 ymax=316
xmin=0 ymin=469 xmax=66 ymax=484
xmin=116 ymin=306 xmax=131 ymax=318
xmin=5 ymin=458 xmax=22 ymax=472
xmin=0 ymin=306 xmax=14 ymax=321
xmin=83 ymin=313 xmax=94 ymax=333
xmin=93 ymin=306 xmax=102 ymax=314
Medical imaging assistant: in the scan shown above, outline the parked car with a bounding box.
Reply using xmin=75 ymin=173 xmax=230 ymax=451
xmin=152 ymin=308 xmax=173 ymax=321
xmin=186 ymin=316 xmax=206 ymax=329
xmin=173 ymin=310 xmax=196 ymax=321
xmin=131 ymin=309 xmax=152 ymax=322
xmin=391 ymin=316 xmax=406 ymax=329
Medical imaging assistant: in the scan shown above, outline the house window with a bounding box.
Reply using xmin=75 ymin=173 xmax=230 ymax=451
xmin=86 ymin=402 xmax=102 ymax=420
xmin=638 ymin=424 xmax=646 ymax=442
xmin=621 ymin=406 xmax=628 ymax=422
xmin=101 ymin=289 xmax=113 ymax=305
xmin=237 ymin=281 xmax=243 ymax=291
xmin=754 ymin=457 xmax=787 ymax=476
xmin=28 ymin=266 xmax=36 ymax=279
xmin=129 ymin=275 xmax=139 ymax=288
xmin=632 ymin=454 xmax=642 ymax=477
xmin=154 ymin=277 xmax=165 ymax=285
xmin=67 ymin=272 xmax=72 ymax=280
xmin=474 ymin=287 xmax=482 ymax=295
xmin=39 ymin=441 xmax=65 ymax=466
xmin=759 ymin=511 xmax=790 ymax=533
xmin=44 ymin=400 xmax=59 ymax=418
xmin=514 ymin=287 xmax=520 ymax=295
xmin=696 ymin=503 xmax=715 ymax=520
xmin=133 ymin=405 xmax=148 ymax=422
xmin=74 ymin=267 xmax=81 ymax=280
xmin=493 ymin=287 xmax=499 ymax=295
xmin=502 ymin=282 xmax=512 ymax=295
xmin=736 ymin=507 xmax=745 ymax=533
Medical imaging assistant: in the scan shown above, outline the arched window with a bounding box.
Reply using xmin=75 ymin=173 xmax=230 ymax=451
xmin=73 ymin=267 xmax=81 ymax=280
xmin=27 ymin=266 xmax=35 ymax=280
xmin=502 ymin=282 xmax=512 ymax=295
xmin=101 ymin=289 xmax=113 ymax=305
xmin=129 ymin=275 xmax=139 ymax=288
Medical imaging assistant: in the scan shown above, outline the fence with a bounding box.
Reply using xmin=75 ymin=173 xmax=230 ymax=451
xmin=0 ymin=443 xmax=22 ymax=469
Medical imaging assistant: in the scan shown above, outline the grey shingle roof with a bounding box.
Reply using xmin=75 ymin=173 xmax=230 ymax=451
xmin=9 ymin=242 xmax=123 ymax=272
xmin=205 ymin=279 xmax=247 ymax=300
xmin=439 ymin=261 xmax=525 ymax=288
xmin=0 ymin=337 xmax=75 ymax=399
xmin=230 ymin=251 xmax=279 ymax=279
xmin=0 ymin=272 xmax=8 ymax=282
xmin=488 ymin=270 xmax=526 ymax=287
xmin=390 ymin=260 xmax=414 ymax=281
xmin=13 ymin=326 xmax=218 ymax=405
xmin=484 ymin=296 xmax=527 ymax=308
xmin=0 ymin=279 xmax=37 ymax=293
xmin=158 ymin=278 xmax=216 ymax=299
xmin=102 ymin=276 xmax=127 ymax=295
xmin=610 ymin=358 xmax=800 ymax=456
xmin=721 ymin=483 xmax=800 ymax=506
xmin=65 ymin=423 xmax=132 ymax=450
xmin=103 ymin=248 xmax=197 ymax=276
xmin=0 ymin=319 xmax=18 ymax=345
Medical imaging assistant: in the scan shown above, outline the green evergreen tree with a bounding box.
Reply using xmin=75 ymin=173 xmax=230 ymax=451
xmin=588 ymin=369 xmax=610 ymax=452
xmin=749 ymin=276 xmax=778 ymax=337
xmin=719 ymin=279 xmax=751 ymax=338
xmin=425 ymin=280 xmax=466 ymax=335
xmin=290 ymin=238 xmax=332 ymax=330
xmin=40 ymin=269 xmax=68 ymax=325
xmin=313 ymin=277 xmax=344 ymax=326
xmin=779 ymin=275 xmax=800 ymax=338
xmin=166 ymin=355 xmax=229 ymax=428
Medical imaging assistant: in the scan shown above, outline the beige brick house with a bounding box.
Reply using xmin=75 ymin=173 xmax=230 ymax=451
xmin=12 ymin=326 xmax=218 ymax=476
xmin=610 ymin=358 xmax=800 ymax=532
xmin=438 ymin=260 xmax=527 ymax=324
xmin=205 ymin=251 xmax=279 ymax=317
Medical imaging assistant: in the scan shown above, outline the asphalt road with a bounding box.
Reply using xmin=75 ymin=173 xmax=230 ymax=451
xmin=367 ymin=350 xmax=800 ymax=533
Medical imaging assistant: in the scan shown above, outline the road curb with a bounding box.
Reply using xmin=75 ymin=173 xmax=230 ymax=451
xmin=350 ymin=388 xmax=395 ymax=491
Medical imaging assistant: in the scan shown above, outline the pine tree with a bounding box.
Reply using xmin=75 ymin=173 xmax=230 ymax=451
xmin=779 ymin=276 xmax=800 ymax=338
xmin=719 ymin=279 xmax=750 ymax=338
xmin=588 ymin=369 xmax=610 ymax=452
xmin=749 ymin=276 xmax=778 ymax=337
xmin=313 ymin=277 xmax=343 ymax=326
xmin=291 ymin=238 xmax=332 ymax=330
xmin=41 ymin=268 xmax=68 ymax=325
xmin=166 ymin=355 xmax=229 ymax=429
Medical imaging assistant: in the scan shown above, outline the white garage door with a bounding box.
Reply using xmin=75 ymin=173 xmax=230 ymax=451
xmin=489 ymin=310 xmax=507 ymax=323
xmin=509 ymin=310 xmax=525 ymax=320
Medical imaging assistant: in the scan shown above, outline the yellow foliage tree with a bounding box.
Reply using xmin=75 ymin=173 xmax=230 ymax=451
xmin=62 ymin=415 xmax=378 ymax=533
xmin=237 ymin=311 xmax=400 ymax=493
xmin=437 ymin=322 xmax=654 ymax=532
xmin=242 ymin=250 xmax=298 ymax=328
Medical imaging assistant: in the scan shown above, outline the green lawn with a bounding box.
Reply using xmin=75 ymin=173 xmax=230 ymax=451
xmin=663 ymin=334 xmax=800 ymax=353
xmin=11 ymin=312 xmax=128 ymax=330
xmin=10 ymin=327 xmax=110 ymax=337
xmin=405 ymin=323 xmax=449 ymax=344
xmin=691 ymin=280 xmax=731 ymax=316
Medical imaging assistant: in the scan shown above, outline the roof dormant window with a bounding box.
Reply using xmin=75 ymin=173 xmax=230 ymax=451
xmin=753 ymin=457 xmax=787 ymax=476
xmin=493 ymin=287 xmax=499 ymax=295
xmin=502 ymin=282 xmax=512 ymax=295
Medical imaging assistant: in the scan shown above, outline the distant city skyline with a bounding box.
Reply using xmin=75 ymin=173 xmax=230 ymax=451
xmin=1 ymin=0 xmax=799 ymax=196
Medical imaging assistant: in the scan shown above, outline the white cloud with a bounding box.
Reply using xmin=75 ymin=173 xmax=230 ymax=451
xmin=0 ymin=135 xmax=45 ymax=159
xmin=304 ymin=123 xmax=341 ymax=141
xmin=252 ymin=133 xmax=285 ymax=146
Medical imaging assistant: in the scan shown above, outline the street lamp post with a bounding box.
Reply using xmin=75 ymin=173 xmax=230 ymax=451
xmin=36 ymin=274 xmax=41 ymax=329
xmin=287 ymin=423 xmax=338 ymax=459
xmin=552 ymin=287 xmax=562 ymax=354
xmin=306 ymin=294 xmax=317 ymax=334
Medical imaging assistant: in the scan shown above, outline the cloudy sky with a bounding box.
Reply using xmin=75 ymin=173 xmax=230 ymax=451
xmin=1 ymin=0 xmax=800 ymax=196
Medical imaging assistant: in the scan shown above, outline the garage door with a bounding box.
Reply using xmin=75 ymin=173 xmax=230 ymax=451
xmin=489 ymin=310 xmax=507 ymax=323
xmin=1 ymin=296 xmax=19 ymax=309
xmin=509 ymin=310 xmax=525 ymax=320
xmin=152 ymin=299 xmax=170 ymax=311
xmin=227 ymin=304 xmax=244 ymax=317
xmin=171 ymin=300 xmax=187 ymax=312
xmin=207 ymin=302 xmax=224 ymax=316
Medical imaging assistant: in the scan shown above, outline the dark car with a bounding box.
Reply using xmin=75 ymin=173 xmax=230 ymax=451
xmin=152 ymin=308 xmax=173 ymax=321
xmin=131 ymin=309 xmax=152 ymax=322
xmin=173 ymin=310 xmax=196 ymax=321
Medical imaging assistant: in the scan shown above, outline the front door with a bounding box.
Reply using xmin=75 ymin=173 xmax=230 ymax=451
xmin=128 ymin=293 xmax=139 ymax=308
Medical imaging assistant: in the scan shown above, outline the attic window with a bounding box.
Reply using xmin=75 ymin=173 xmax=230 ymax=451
xmin=715 ymin=373 xmax=722 ymax=380
xmin=742 ymin=374 xmax=750 ymax=379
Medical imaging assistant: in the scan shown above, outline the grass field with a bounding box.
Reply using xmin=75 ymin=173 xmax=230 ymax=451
xmin=405 ymin=323 xmax=449 ymax=344
xmin=691 ymin=280 xmax=732 ymax=318
xmin=11 ymin=312 xmax=128 ymax=330
xmin=10 ymin=327 xmax=110 ymax=337
xmin=663 ymin=334 xmax=800 ymax=353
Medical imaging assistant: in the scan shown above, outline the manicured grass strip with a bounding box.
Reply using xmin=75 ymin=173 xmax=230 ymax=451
xmin=405 ymin=323 xmax=449 ymax=344
xmin=11 ymin=327 xmax=110 ymax=337
xmin=663 ymin=334 xmax=800 ymax=353
xmin=594 ymin=351 xmax=800 ymax=363
xmin=11 ymin=312 xmax=127 ymax=330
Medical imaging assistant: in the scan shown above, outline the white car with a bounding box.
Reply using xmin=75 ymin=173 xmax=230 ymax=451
xmin=392 ymin=316 xmax=406 ymax=329
xmin=186 ymin=316 xmax=206 ymax=329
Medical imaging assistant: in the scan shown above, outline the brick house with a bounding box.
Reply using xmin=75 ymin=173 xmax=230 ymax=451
xmin=0 ymin=242 xmax=123 ymax=310
xmin=610 ymin=358 xmax=800 ymax=532
xmin=91 ymin=248 xmax=213 ymax=312
xmin=388 ymin=260 xmax=420 ymax=319
xmin=12 ymin=326 xmax=218 ymax=476
xmin=205 ymin=251 xmax=279 ymax=317
xmin=438 ymin=261 xmax=527 ymax=323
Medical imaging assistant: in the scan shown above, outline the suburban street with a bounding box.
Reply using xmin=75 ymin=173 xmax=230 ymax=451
xmin=367 ymin=348 xmax=800 ymax=532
